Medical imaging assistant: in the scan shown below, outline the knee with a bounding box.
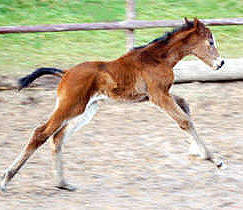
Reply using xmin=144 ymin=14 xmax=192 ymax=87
xmin=179 ymin=119 xmax=192 ymax=130
xmin=35 ymin=124 xmax=49 ymax=139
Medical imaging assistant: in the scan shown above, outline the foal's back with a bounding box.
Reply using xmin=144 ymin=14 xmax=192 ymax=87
xmin=57 ymin=52 xmax=144 ymax=102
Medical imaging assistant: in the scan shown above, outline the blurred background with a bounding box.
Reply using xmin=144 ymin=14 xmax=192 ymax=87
xmin=0 ymin=0 xmax=242 ymax=76
xmin=1 ymin=1 xmax=243 ymax=209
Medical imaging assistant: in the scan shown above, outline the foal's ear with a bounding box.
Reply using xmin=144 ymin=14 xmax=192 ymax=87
xmin=193 ymin=18 xmax=199 ymax=28
xmin=184 ymin=17 xmax=190 ymax=25
xmin=193 ymin=18 xmax=206 ymax=34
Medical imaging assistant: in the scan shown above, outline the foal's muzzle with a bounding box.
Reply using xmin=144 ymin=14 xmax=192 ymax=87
xmin=216 ymin=60 xmax=225 ymax=70
xmin=213 ymin=58 xmax=225 ymax=70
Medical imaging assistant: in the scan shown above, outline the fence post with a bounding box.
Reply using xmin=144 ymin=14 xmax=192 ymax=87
xmin=126 ymin=0 xmax=135 ymax=50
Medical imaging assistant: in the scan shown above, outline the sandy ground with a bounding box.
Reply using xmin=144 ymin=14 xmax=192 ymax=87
xmin=0 ymin=80 xmax=243 ymax=209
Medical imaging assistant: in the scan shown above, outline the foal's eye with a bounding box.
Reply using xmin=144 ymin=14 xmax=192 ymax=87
xmin=209 ymin=40 xmax=214 ymax=46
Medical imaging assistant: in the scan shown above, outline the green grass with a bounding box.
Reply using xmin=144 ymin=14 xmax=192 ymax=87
xmin=0 ymin=0 xmax=242 ymax=75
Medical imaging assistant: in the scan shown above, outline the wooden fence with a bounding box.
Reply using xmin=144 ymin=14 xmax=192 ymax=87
xmin=1 ymin=18 xmax=243 ymax=49
xmin=0 ymin=0 xmax=243 ymax=84
xmin=0 ymin=0 xmax=243 ymax=50
xmin=1 ymin=18 xmax=243 ymax=33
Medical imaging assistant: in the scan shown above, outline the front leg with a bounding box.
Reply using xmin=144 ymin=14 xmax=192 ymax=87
xmin=173 ymin=95 xmax=197 ymax=155
xmin=150 ymin=92 xmax=222 ymax=167
xmin=172 ymin=95 xmax=190 ymax=116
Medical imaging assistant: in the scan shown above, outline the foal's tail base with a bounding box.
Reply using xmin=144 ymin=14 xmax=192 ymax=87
xmin=18 ymin=67 xmax=64 ymax=91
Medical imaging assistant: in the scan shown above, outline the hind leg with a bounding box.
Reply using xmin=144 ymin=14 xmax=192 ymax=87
xmin=50 ymin=98 xmax=100 ymax=191
xmin=0 ymin=111 xmax=66 ymax=192
xmin=50 ymin=125 xmax=76 ymax=191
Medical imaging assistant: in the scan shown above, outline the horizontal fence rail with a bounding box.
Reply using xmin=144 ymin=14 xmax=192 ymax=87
xmin=174 ymin=59 xmax=243 ymax=83
xmin=0 ymin=18 xmax=243 ymax=34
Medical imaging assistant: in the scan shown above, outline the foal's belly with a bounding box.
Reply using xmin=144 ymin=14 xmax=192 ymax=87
xmin=109 ymin=85 xmax=149 ymax=103
xmin=104 ymin=76 xmax=149 ymax=103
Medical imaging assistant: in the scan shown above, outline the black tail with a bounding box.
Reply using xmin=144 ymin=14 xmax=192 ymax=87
xmin=18 ymin=67 xmax=64 ymax=91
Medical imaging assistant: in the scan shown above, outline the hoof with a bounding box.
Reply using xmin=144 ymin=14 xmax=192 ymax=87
xmin=188 ymin=143 xmax=211 ymax=159
xmin=188 ymin=150 xmax=211 ymax=161
xmin=56 ymin=182 xmax=77 ymax=192
xmin=189 ymin=143 xmax=200 ymax=157
xmin=215 ymin=159 xmax=226 ymax=169
xmin=216 ymin=160 xmax=223 ymax=168
xmin=208 ymin=158 xmax=226 ymax=169
xmin=0 ymin=172 xmax=8 ymax=192
xmin=0 ymin=185 xmax=7 ymax=193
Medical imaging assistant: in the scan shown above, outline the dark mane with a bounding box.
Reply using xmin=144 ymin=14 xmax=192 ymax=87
xmin=133 ymin=21 xmax=194 ymax=50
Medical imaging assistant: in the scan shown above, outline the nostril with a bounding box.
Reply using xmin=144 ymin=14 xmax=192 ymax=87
xmin=221 ymin=60 xmax=225 ymax=67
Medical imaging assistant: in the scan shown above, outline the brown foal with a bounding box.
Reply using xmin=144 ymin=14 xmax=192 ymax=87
xmin=1 ymin=18 xmax=225 ymax=192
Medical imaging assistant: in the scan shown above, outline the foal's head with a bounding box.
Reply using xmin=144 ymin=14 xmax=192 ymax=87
xmin=187 ymin=18 xmax=224 ymax=70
